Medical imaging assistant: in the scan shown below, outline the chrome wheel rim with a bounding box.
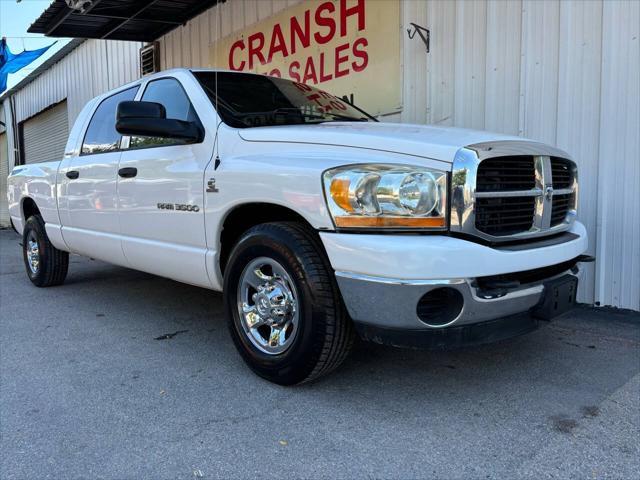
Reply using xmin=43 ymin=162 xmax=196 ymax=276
xmin=26 ymin=231 xmax=40 ymax=274
xmin=237 ymin=257 xmax=299 ymax=355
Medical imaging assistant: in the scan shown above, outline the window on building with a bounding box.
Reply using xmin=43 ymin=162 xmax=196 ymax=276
xmin=81 ymin=86 xmax=139 ymax=155
xmin=129 ymin=78 xmax=201 ymax=149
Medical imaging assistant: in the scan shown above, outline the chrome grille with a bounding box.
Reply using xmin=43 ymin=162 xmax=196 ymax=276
xmin=476 ymin=156 xmax=535 ymax=192
xmin=475 ymin=156 xmax=537 ymax=236
xmin=549 ymin=157 xmax=576 ymax=227
xmin=551 ymin=157 xmax=573 ymax=189
xmin=475 ymin=196 xmax=536 ymax=236
xmin=551 ymin=192 xmax=575 ymax=227
xmin=451 ymin=142 xmax=578 ymax=243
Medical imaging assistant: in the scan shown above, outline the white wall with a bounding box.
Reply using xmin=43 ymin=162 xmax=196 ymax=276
xmin=158 ymin=0 xmax=639 ymax=310
xmin=595 ymin=0 xmax=640 ymax=310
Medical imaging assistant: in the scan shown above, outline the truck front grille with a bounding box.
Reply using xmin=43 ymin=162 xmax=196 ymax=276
xmin=551 ymin=157 xmax=573 ymax=189
xmin=475 ymin=197 xmax=536 ymax=236
xmin=469 ymin=155 xmax=577 ymax=240
xmin=475 ymin=156 xmax=535 ymax=192
xmin=550 ymin=193 xmax=575 ymax=227
xmin=475 ymin=156 xmax=538 ymax=236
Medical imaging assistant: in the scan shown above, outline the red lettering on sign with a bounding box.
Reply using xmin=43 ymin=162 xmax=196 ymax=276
xmin=318 ymin=52 xmax=333 ymax=82
xmin=248 ymin=32 xmax=266 ymax=68
xmin=290 ymin=10 xmax=310 ymax=55
xmin=229 ymin=40 xmax=245 ymax=70
xmin=268 ymin=24 xmax=288 ymax=61
xmin=289 ymin=61 xmax=301 ymax=82
xmin=334 ymin=42 xmax=350 ymax=78
xmin=314 ymin=2 xmax=336 ymax=45
xmin=340 ymin=0 xmax=365 ymax=37
xmin=352 ymin=37 xmax=368 ymax=72
xmin=302 ymin=56 xmax=318 ymax=84
xmin=224 ymin=0 xmax=371 ymax=84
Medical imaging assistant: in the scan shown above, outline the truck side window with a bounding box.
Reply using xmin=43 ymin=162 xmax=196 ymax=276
xmin=129 ymin=78 xmax=201 ymax=149
xmin=81 ymin=86 xmax=139 ymax=155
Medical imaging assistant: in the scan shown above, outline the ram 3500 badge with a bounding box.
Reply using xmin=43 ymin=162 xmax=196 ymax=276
xmin=7 ymin=69 xmax=590 ymax=385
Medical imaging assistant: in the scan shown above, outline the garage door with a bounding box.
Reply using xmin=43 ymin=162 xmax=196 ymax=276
xmin=22 ymin=101 xmax=69 ymax=164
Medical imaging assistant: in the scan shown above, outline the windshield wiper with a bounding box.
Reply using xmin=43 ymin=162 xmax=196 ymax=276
xmin=274 ymin=108 xmax=368 ymax=122
xmin=272 ymin=108 xmax=327 ymax=121
xmin=322 ymin=111 xmax=369 ymax=122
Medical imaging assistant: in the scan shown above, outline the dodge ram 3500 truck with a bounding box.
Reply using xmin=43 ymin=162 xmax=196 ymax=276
xmin=8 ymin=69 xmax=590 ymax=385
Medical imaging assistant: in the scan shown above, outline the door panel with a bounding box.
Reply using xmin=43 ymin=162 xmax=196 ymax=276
xmin=64 ymin=151 xmax=124 ymax=262
xmin=117 ymin=77 xmax=215 ymax=288
xmin=117 ymin=144 xmax=211 ymax=286
xmin=61 ymin=86 xmax=138 ymax=265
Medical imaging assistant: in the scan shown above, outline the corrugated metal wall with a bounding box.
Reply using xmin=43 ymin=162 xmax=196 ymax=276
xmin=0 ymin=131 xmax=8 ymax=227
xmin=0 ymin=101 xmax=14 ymax=228
xmin=158 ymin=0 xmax=639 ymax=310
xmin=596 ymin=0 xmax=639 ymax=310
xmin=12 ymin=39 xmax=142 ymax=130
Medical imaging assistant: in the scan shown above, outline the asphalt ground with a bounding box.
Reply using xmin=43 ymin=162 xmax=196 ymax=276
xmin=1 ymin=229 xmax=638 ymax=479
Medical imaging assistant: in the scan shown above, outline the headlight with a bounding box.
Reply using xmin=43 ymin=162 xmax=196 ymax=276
xmin=323 ymin=164 xmax=447 ymax=229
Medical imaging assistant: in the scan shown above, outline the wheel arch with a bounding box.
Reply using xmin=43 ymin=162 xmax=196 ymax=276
xmin=218 ymin=202 xmax=325 ymax=276
xmin=21 ymin=197 xmax=41 ymax=222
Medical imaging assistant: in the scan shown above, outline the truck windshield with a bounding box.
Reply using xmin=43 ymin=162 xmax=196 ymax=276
xmin=193 ymin=71 xmax=375 ymax=128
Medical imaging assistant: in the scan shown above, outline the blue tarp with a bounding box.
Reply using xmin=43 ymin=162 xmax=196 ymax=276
xmin=1 ymin=38 xmax=55 ymax=93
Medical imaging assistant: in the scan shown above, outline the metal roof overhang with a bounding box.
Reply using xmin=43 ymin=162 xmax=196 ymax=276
xmin=28 ymin=0 xmax=223 ymax=42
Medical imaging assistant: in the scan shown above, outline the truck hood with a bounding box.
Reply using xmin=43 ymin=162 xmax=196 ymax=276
xmin=237 ymin=122 xmax=524 ymax=163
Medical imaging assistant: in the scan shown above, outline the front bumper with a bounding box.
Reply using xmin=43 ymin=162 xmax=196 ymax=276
xmin=355 ymin=312 xmax=542 ymax=350
xmin=320 ymin=221 xmax=589 ymax=348
xmin=335 ymin=267 xmax=580 ymax=329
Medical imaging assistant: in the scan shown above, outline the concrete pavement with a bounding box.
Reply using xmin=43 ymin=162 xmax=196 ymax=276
xmin=1 ymin=229 xmax=638 ymax=479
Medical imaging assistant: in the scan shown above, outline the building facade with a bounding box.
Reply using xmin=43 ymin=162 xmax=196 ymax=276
xmin=1 ymin=0 xmax=638 ymax=310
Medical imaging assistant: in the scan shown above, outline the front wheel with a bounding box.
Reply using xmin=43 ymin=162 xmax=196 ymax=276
xmin=223 ymin=222 xmax=354 ymax=385
xmin=22 ymin=215 xmax=69 ymax=287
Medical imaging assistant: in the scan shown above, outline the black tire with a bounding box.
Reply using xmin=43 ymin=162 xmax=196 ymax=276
xmin=22 ymin=215 xmax=69 ymax=287
xmin=223 ymin=222 xmax=354 ymax=385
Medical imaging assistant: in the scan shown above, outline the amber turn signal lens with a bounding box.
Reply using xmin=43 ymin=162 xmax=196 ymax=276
xmin=334 ymin=216 xmax=446 ymax=228
xmin=329 ymin=178 xmax=353 ymax=212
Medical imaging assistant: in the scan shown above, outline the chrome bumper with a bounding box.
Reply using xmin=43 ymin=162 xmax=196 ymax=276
xmin=335 ymin=262 xmax=583 ymax=331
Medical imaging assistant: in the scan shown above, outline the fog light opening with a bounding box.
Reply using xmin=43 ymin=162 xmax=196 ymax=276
xmin=416 ymin=287 xmax=464 ymax=327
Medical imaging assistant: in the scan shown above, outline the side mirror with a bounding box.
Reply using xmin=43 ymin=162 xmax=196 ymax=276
xmin=115 ymin=101 xmax=203 ymax=143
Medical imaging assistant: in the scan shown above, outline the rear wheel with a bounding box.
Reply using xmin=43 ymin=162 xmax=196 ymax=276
xmin=22 ymin=215 xmax=69 ymax=287
xmin=223 ymin=222 xmax=354 ymax=385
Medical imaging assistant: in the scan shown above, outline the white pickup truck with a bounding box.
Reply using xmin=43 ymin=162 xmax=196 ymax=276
xmin=8 ymin=68 xmax=590 ymax=384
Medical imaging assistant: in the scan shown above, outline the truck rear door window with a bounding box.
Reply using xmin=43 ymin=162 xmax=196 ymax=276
xmin=81 ymin=86 xmax=139 ymax=155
